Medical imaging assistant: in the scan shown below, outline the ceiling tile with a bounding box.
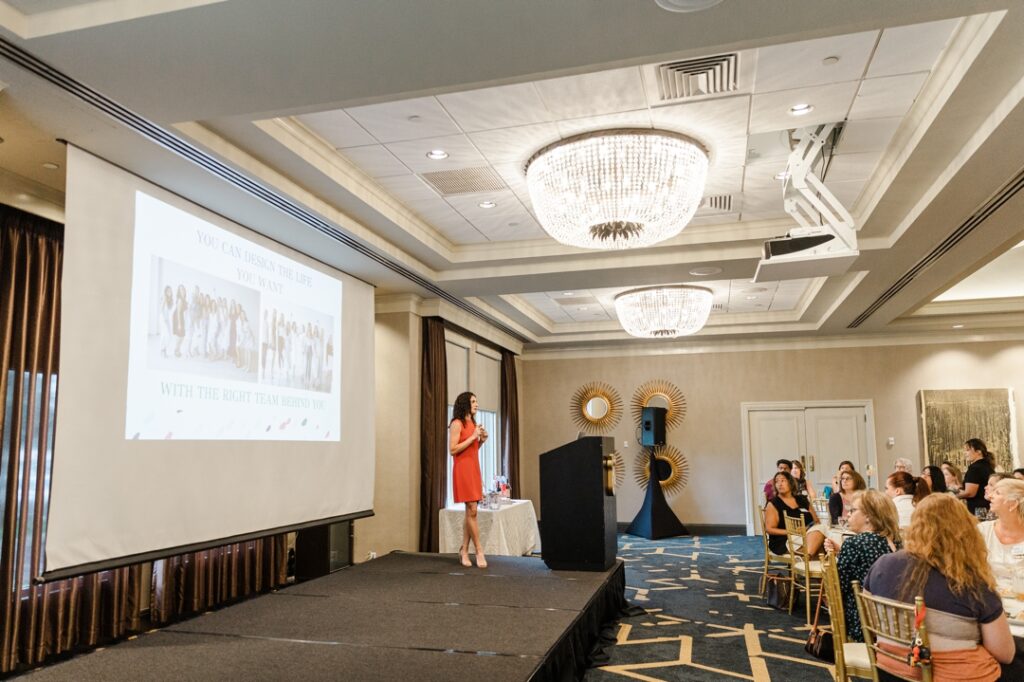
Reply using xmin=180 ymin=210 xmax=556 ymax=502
xmin=825 ymin=178 xmax=867 ymax=207
xmin=689 ymin=212 xmax=740 ymax=227
xmin=749 ymin=81 xmax=859 ymax=134
xmin=704 ymin=165 xmax=744 ymax=195
xmin=469 ymin=122 xmax=560 ymax=167
xmin=837 ymin=117 xmax=900 ymax=154
xmin=345 ymin=96 xmax=461 ymax=143
xmin=437 ymin=82 xmax=554 ymax=132
xmin=555 ymin=109 xmax=652 ymax=138
xmin=753 ymin=30 xmax=878 ymax=93
xmin=374 ymin=173 xmax=442 ymax=208
xmin=825 ymin=151 xmax=880 ymax=183
xmin=338 ymin=145 xmax=409 ymax=178
xmin=415 ymin=202 xmax=489 ymax=244
xmin=745 ymin=129 xmax=794 ymax=165
xmin=848 ymin=73 xmax=928 ymax=121
xmin=649 ymin=94 xmax=750 ymax=143
xmin=384 ymin=134 xmax=487 ymax=173
xmin=445 ymin=192 xmax=545 ymax=241
xmin=296 ymin=109 xmax=375 ymax=148
xmin=867 ymin=18 xmax=960 ymax=78
xmin=535 ymin=67 xmax=647 ymax=119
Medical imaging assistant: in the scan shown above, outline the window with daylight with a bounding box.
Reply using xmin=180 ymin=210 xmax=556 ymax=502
xmin=444 ymin=331 xmax=501 ymax=509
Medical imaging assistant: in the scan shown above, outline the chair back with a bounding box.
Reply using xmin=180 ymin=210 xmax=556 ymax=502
xmin=852 ymin=581 xmax=933 ymax=682
xmin=812 ymin=497 xmax=829 ymax=520
xmin=783 ymin=513 xmax=811 ymax=565
xmin=819 ymin=552 xmax=849 ymax=666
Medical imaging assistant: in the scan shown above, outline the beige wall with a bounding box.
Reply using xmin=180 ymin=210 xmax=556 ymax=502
xmin=354 ymin=311 xmax=422 ymax=560
xmin=520 ymin=340 xmax=1024 ymax=526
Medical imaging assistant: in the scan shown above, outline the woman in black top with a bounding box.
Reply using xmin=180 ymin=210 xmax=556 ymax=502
xmin=764 ymin=472 xmax=825 ymax=556
xmin=828 ymin=470 xmax=866 ymax=524
xmin=960 ymin=437 xmax=995 ymax=515
xmin=921 ymin=464 xmax=948 ymax=493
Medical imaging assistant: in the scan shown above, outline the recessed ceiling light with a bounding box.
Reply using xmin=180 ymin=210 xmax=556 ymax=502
xmin=407 ymin=115 xmax=422 ymax=122
xmin=789 ymin=103 xmax=814 ymax=116
xmin=689 ymin=266 xmax=722 ymax=276
xmin=478 ymin=200 xmax=496 ymax=209
xmin=425 ymin=149 xmax=448 ymax=160
xmin=41 ymin=162 xmax=60 ymax=170
xmin=822 ymin=56 xmax=840 ymax=66
xmin=745 ymin=295 xmax=758 ymax=300
xmin=580 ymin=307 xmax=588 ymax=311
xmin=745 ymin=287 xmax=768 ymax=293
xmin=774 ymin=171 xmax=791 ymax=181
xmin=952 ymin=324 xmax=965 ymax=329
xmin=563 ymin=292 xmax=574 ymax=296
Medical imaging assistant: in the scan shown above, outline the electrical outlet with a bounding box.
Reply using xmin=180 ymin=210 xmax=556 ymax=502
xmin=367 ymin=551 xmax=377 ymax=560
xmin=623 ymin=441 xmax=629 ymax=448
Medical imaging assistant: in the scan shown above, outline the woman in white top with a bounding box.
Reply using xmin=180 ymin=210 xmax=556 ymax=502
xmin=885 ymin=471 xmax=929 ymax=528
xmin=978 ymin=478 xmax=1024 ymax=591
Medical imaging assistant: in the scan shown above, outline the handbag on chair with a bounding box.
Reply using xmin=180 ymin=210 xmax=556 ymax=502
xmin=804 ymin=581 xmax=835 ymax=663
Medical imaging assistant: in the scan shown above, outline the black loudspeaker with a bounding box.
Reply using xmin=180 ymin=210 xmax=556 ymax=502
xmin=539 ymin=436 xmax=617 ymax=571
xmin=641 ymin=406 xmax=666 ymax=447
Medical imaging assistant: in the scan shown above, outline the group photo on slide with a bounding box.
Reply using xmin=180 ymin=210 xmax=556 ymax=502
xmin=148 ymin=256 xmax=260 ymax=382
xmin=259 ymin=300 xmax=334 ymax=394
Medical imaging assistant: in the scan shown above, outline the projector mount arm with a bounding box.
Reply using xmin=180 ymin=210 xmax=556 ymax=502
xmin=782 ymin=123 xmax=857 ymax=252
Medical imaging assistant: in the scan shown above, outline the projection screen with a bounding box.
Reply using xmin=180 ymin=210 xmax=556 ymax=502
xmin=44 ymin=146 xmax=375 ymax=578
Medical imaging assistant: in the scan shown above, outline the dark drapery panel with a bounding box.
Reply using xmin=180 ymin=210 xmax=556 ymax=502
xmin=500 ymin=349 xmax=521 ymax=498
xmin=0 ymin=204 xmax=287 ymax=673
xmin=419 ymin=316 xmax=448 ymax=552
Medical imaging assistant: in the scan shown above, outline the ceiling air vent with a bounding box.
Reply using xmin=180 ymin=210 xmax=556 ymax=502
xmin=698 ymin=194 xmax=733 ymax=214
xmin=710 ymin=303 xmax=725 ymax=313
xmin=420 ymin=166 xmax=507 ymax=196
xmin=656 ymin=53 xmax=738 ymax=101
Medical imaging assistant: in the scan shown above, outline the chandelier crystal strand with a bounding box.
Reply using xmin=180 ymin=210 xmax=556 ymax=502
xmin=525 ymin=129 xmax=709 ymax=250
xmin=614 ymin=286 xmax=713 ymax=338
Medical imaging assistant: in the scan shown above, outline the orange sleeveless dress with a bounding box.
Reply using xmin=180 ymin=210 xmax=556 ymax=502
xmin=451 ymin=419 xmax=483 ymax=503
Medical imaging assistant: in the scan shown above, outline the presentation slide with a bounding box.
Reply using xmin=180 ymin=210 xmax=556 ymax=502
xmin=46 ymin=147 xmax=375 ymax=577
xmin=125 ymin=192 xmax=342 ymax=440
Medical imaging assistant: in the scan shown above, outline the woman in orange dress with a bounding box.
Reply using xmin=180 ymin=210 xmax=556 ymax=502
xmin=450 ymin=391 xmax=487 ymax=568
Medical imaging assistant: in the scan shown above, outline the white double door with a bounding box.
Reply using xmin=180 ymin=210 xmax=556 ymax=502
xmin=747 ymin=404 xmax=872 ymax=532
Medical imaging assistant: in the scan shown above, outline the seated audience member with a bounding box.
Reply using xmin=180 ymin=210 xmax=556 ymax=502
xmin=892 ymin=457 xmax=914 ymax=474
xmin=1013 ymin=468 xmax=1024 ymax=481
xmin=942 ymin=461 xmax=963 ymax=495
xmin=921 ymin=464 xmax=948 ymax=494
xmin=763 ymin=459 xmax=792 ymax=502
xmin=863 ymin=495 xmax=1014 ymax=681
xmin=985 ymin=472 xmax=1013 ymax=501
xmin=977 ymin=478 xmax=1024 ymax=591
xmin=885 ymin=471 xmax=929 ymax=528
xmin=959 ymin=438 xmax=995 ymax=515
xmin=830 ymin=460 xmax=856 ymax=491
xmin=829 ymin=470 xmax=866 ymax=524
xmin=791 ymin=459 xmax=816 ymax=500
xmin=764 ymin=471 xmax=826 ymax=557
xmin=823 ymin=490 xmax=901 ymax=642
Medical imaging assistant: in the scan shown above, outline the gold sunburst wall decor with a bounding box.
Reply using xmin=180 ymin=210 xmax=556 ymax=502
xmin=632 ymin=444 xmax=690 ymax=496
xmin=631 ymin=380 xmax=687 ymax=430
xmin=570 ymin=381 xmax=623 ymax=433
xmin=612 ymin=450 xmax=625 ymax=490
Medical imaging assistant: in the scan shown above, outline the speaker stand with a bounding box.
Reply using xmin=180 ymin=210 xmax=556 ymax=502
xmin=626 ymin=450 xmax=689 ymax=539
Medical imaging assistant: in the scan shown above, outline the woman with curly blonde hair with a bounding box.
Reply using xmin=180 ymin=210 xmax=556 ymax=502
xmin=862 ymin=494 xmax=1014 ymax=681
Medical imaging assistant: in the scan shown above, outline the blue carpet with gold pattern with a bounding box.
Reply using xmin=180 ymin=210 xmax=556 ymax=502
xmin=584 ymin=534 xmax=834 ymax=681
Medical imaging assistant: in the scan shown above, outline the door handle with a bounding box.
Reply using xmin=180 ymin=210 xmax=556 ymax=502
xmin=809 ymin=456 xmax=815 ymax=472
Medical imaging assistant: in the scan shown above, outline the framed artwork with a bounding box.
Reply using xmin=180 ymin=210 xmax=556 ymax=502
xmin=918 ymin=388 xmax=1018 ymax=473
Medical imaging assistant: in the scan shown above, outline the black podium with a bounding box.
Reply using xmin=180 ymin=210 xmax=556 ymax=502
xmin=539 ymin=436 xmax=617 ymax=571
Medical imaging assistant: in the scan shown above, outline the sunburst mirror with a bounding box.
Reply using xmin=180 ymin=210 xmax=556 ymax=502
xmin=570 ymin=382 xmax=622 ymax=433
xmin=632 ymin=444 xmax=690 ymax=496
xmin=612 ymin=450 xmax=625 ymax=490
xmin=631 ymin=380 xmax=687 ymax=430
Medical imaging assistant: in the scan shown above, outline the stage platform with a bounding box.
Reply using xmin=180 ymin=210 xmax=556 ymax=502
xmin=31 ymin=552 xmax=626 ymax=681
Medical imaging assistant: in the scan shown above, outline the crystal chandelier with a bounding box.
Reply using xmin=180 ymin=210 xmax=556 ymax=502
xmin=614 ymin=285 xmax=713 ymax=338
xmin=525 ymin=129 xmax=709 ymax=250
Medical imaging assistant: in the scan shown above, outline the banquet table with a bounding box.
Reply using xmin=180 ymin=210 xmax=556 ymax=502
xmin=439 ymin=499 xmax=541 ymax=556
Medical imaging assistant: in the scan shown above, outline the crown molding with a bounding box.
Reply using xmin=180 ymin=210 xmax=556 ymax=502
xmin=0 ymin=0 xmax=225 ymax=39
xmin=911 ymin=296 xmax=1024 ymax=317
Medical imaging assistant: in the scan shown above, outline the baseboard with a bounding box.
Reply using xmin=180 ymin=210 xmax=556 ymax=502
xmin=617 ymin=522 xmax=746 ymax=536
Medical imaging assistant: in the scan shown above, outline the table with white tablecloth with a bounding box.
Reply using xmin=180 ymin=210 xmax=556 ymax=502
xmin=439 ymin=499 xmax=541 ymax=556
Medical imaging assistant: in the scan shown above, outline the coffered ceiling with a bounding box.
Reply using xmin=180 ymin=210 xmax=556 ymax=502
xmin=0 ymin=0 xmax=1022 ymax=354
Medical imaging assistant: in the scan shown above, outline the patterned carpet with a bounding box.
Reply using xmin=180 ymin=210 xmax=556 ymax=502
xmin=585 ymin=534 xmax=835 ymax=682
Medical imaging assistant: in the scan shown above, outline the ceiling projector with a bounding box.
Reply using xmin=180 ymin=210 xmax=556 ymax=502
xmin=753 ymin=123 xmax=859 ymax=283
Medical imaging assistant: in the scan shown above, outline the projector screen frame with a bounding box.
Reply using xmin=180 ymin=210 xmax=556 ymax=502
xmin=39 ymin=509 xmax=373 ymax=583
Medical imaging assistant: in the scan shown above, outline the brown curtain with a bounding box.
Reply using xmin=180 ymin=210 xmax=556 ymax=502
xmin=500 ymin=350 xmax=521 ymax=498
xmin=419 ymin=316 xmax=447 ymax=552
xmin=0 ymin=204 xmax=286 ymax=673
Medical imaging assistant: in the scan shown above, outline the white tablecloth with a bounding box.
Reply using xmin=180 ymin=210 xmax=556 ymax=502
xmin=439 ymin=499 xmax=541 ymax=556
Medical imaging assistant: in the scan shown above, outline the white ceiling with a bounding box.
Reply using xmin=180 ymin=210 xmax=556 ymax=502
xmin=935 ymin=240 xmax=1024 ymax=301
xmin=293 ymin=19 xmax=958 ymax=247
xmin=1 ymin=1 xmax=1023 ymax=351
